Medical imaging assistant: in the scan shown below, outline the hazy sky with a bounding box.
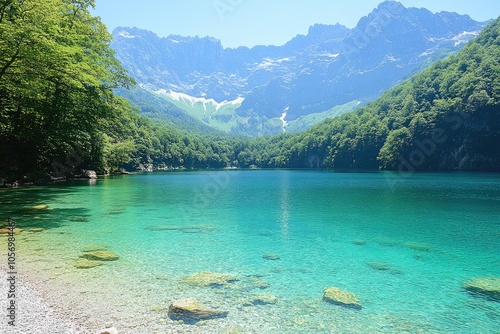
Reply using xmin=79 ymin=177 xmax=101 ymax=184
xmin=92 ymin=0 xmax=500 ymax=48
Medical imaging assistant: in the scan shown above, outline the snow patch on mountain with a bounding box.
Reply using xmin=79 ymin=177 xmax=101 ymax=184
xmin=154 ymin=89 xmax=244 ymax=111
xmin=452 ymin=31 xmax=480 ymax=46
xmin=252 ymin=57 xmax=292 ymax=71
xmin=117 ymin=30 xmax=137 ymax=39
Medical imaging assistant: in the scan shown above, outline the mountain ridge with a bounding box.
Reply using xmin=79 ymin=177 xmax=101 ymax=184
xmin=111 ymin=1 xmax=487 ymax=136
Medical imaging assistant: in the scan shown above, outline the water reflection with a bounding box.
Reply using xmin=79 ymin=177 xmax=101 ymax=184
xmin=279 ymin=172 xmax=290 ymax=239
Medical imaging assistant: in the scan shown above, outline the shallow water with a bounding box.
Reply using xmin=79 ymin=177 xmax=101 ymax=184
xmin=1 ymin=170 xmax=499 ymax=333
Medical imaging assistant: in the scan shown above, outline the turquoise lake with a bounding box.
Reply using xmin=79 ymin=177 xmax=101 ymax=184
xmin=1 ymin=170 xmax=499 ymax=333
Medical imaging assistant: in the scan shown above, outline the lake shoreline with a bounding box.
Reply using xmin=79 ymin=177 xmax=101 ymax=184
xmin=3 ymin=168 xmax=498 ymax=190
xmin=0 ymin=267 xmax=94 ymax=333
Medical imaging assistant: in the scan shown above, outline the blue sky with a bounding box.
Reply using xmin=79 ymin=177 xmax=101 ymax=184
xmin=92 ymin=0 xmax=500 ymax=48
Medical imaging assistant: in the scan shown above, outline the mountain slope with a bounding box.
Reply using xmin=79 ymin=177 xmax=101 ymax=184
xmin=111 ymin=1 xmax=487 ymax=136
xmin=241 ymin=1 xmax=486 ymax=119
xmin=239 ymin=16 xmax=500 ymax=171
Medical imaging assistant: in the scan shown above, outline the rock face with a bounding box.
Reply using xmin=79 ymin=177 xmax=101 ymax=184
xmin=182 ymin=272 xmax=238 ymax=287
xmin=82 ymin=169 xmax=97 ymax=179
xmin=168 ymin=298 xmax=228 ymax=322
xmin=463 ymin=277 xmax=500 ymax=300
xmin=79 ymin=250 xmax=120 ymax=261
xmin=323 ymin=287 xmax=362 ymax=310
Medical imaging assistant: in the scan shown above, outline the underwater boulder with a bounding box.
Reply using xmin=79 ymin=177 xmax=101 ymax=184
xmin=0 ymin=228 xmax=23 ymax=235
xmin=168 ymin=298 xmax=228 ymax=321
xmin=79 ymin=250 xmax=119 ymax=261
xmin=262 ymin=253 xmax=280 ymax=260
xmin=323 ymin=287 xmax=362 ymax=310
xmin=247 ymin=277 xmax=270 ymax=289
xmin=250 ymin=294 xmax=279 ymax=305
xmin=463 ymin=277 xmax=500 ymax=300
xmin=182 ymin=271 xmax=238 ymax=287
xmin=366 ymin=261 xmax=391 ymax=271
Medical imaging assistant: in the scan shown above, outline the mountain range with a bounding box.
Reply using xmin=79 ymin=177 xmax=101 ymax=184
xmin=111 ymin=1 xmax=487 ymax=136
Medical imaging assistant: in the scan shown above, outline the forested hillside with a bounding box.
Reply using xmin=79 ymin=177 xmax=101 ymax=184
xmin=236 ymin=17 xmax=500 ymax=171
xmin=0 ymin=1 xmax=498 ymax=184
xmin=0 ymin=0 xmax=235 ymax=182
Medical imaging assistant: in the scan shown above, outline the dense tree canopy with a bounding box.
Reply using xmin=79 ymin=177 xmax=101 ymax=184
xmin=0 ymin=0 xmax=133 ymax=180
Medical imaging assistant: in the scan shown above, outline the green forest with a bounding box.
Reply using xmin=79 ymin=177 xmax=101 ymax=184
xmin=1 ymin=0 xmax=499 ymax=183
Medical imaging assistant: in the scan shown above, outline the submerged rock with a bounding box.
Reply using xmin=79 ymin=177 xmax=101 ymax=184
xmin=389 ymin=269 xmax=404 ymax=275
xmin=247 ymin=277 xmax=270 ymax=289
xmin=250 ymin=294 xmax=279 ymax=305
xmin=463 ymin=277 xmax=500 ymax=300
xmin=222 ymin=325 xmax=244 ymax=334
xmin=263 ymin=253 xmax=280 ymax=260
xmin=0 ymin=228 xmax=23 ymax=235
xmin=182 ymin=271 xmax=238 ymax=287
xmin=366 ymin=261 xmax=391 ymax=271
xmin=375 ymin=238 xmax=401 ymax=247
xmin=74 ymin=260 xmax=103 ymax=269
xmin=403 ymin=242 xmax=434 ymax=252
xmin=70 ymin=216 xmax=89 ymax=222
xmin=366 ymin=261 xmax=403 ymax=274
xmin=145 ymin=225 xmax=182 ymax=231
xmin=168 ymin=298 xmax=228 ymax=321
xmin=29 ymin=204 xmax=49 ymax=210
xmin=323 ymin=287 xmax=362 ymax=310
xmin=79 ymin=250 xmax=119 ymax=261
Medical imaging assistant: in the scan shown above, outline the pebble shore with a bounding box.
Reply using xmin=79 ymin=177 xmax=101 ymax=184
xmin=0 ymin=268 xmax=91 ymax=334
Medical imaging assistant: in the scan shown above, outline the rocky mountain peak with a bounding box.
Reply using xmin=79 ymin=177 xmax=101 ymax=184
xmin=376 ymin=0 xmax=405 ymax=12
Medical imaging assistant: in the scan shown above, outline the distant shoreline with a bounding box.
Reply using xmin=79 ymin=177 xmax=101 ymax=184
xmin=2 ymin=168 xmax=500 ymax=189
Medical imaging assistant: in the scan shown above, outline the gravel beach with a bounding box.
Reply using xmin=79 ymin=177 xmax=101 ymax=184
xmin=0 ymin=268 xmax=92 ymax=334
